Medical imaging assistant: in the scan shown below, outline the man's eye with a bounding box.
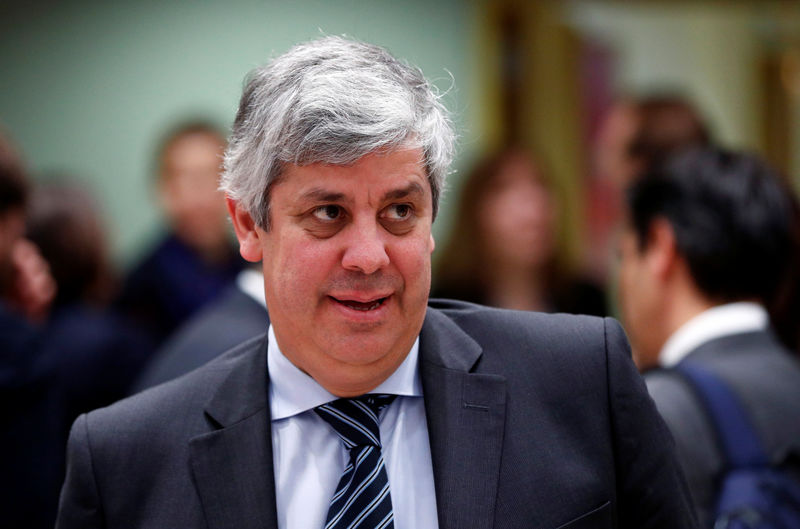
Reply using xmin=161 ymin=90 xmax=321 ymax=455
xmin=312 ymin=205 xmax=342 ymax=221
xmin=385 ymin=204 xmax=412 ymax=220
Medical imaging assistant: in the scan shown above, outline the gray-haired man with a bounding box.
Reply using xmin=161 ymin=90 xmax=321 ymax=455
xmin=56 ymin=37 xmax=696 ymax=529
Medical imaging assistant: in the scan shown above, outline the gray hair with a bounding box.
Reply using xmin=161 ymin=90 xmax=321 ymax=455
xmin=220 ymin=36 xmax=455 ymax=229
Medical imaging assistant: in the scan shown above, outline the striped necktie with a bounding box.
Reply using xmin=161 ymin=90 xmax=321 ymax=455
xmin=315 ymin=394 xmax=397 ymax=529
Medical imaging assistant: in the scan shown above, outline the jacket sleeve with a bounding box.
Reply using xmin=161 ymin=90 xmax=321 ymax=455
xmin=55 ymin=413 xmax=105 ymax=529
xmin=603 ymin=318 xmax=699 ymax=529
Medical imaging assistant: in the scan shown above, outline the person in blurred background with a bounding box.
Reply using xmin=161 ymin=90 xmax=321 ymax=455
xmin=586 ymin=94 xmax=711 ymax=283
xmin=117 ymin=121 xmax=244 ymax=345
xmin=597 ymin=94 xmax=711 ymax=189
xmin=0 ymin=130 xmax=54 ymax=323
xmin=433 ymin=147 xmax=606 ymax=315
xmin=0 ymin=128 xmax=62 ymax=529
xmin=771 ymin=223 xmax=800 ymax=353
xmin=26 ymin=179 xmax=153 ymax=418
xmin=131 ymin=264 xmax=268 ymax=393
xmin=617 ymin=147 xmax=800 ymax=526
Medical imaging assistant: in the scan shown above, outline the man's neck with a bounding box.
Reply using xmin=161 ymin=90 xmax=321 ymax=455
xmin=637 ymin=276 xmax=712 ymax=371
xmin=663 ymin=286 xmax=715 ymax=345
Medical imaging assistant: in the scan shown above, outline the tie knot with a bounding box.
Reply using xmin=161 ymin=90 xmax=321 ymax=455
xmin=315 ymin=394 xmax=396 ymax=449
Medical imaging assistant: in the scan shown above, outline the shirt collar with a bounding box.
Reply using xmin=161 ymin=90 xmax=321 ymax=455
xmin=267 ymin=324 xmax=423 ymax=421
xmin=236 ymin=268 xmax=267 ymax=308
xmin=659 ymin=302 xmax=769 ymax=368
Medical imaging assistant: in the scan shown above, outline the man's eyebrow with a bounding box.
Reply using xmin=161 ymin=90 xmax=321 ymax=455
xmin=383 ymin=182 xmax=424 ymax=201
xmin=298 ymin=188 xmax=346 ymax=203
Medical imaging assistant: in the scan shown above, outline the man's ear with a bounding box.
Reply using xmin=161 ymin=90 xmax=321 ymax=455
xmin=646 ymin=218 xmax=678 ymax=281
xmin=226 ymin=197 xmax=263 ymax=263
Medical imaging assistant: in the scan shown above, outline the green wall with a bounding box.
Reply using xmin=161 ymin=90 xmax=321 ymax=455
xmin=0 ymin=0 xmax=478 ymax=264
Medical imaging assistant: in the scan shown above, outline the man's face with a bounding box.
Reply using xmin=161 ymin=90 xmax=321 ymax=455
xmin=617 ymin=225 xmax=661 ymax=370
xmin=232 ymin=148 xmax=435 ymax=396
xmin=160 ymin=132 xmax=229 ymax=254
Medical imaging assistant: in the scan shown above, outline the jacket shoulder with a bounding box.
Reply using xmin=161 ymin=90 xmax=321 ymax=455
xmin=83 ymin=333 xmax=266 ymax=443
xmin=428 ymin=298 xmax=622 ymax=353
xmin=426 ymin=299 xmax=631 ymax=396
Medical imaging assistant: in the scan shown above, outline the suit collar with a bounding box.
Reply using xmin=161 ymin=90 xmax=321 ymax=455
xmin=203 ymin=334 xmax=270 ymax=427
xmin=419 ymin=306 xmax=507 ymax=529
xmin=682 ymin=328 xmax=784 ymax=363
xmin=659 ymin=302 xmax=769 ymax=368
xmin=419 ymin=306 xmax=483 ymax=371
xmin=202 ymin=307 xmax=479 ymax=425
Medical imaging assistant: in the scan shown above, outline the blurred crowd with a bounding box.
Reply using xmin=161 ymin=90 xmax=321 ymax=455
xmin=2 ymin=91 xmax=800 ymax=528
xmin=0 ymin=122 xmax=246 ymax=528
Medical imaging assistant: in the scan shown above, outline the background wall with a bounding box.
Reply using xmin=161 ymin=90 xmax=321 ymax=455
xmin=567 ymin=0 xmax=800 ymax=183
xmin=0 ymin=0 xmax=481 ymax=264
xmin=2 ymin=0 xmax=798 ymax=274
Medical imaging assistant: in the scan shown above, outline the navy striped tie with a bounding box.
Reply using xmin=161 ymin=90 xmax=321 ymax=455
xmin=315 ymin=394 xmax=396 ymax=529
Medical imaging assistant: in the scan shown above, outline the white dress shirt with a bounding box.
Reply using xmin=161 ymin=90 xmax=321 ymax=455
xmin=658 ymin=302 xmax=769 ymax=368
xmin=267 ymin=325 xmax=440 ymax=529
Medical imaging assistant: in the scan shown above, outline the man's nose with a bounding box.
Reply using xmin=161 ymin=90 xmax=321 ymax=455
xmin=341 ymin=220 xmax=390 ymax=275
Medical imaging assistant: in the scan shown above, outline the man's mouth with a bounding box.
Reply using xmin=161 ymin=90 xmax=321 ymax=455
xmin=330 ymin=296 xmax=389 ymax=311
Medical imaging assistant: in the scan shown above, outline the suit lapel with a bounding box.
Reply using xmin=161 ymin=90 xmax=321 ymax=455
xmin=186 ymin=308 xmax=509 ymax=529
xmin=420 ymin=308 xmax=507 ymax=529
xmin=188 ymin=336 xmax=279 ymax=529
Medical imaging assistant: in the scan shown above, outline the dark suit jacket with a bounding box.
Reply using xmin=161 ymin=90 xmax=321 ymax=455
xmin=645 ymin=332 xmax=800 ymax=527
xmin=56 ymin=301 xmax=696 ymax=529
xmin=131 ymin=284 xmax=269 ymax=393
xmin=2 ymin=303 xmax=156 ymax=529
xmin=645 ymin=330 xmax=800 ymax=527
xmin=116 ymin=233 xmax=245 ymax=345
xmin=41 ymin=304 xmax=156 ymax=421
xmin=1 ymin=303 xmax=64 ymax=529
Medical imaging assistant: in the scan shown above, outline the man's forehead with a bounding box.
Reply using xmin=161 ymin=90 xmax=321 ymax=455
xmin=276 ymin=149 xmax=431 ymax=201
xmin=296 ymin=182 xmax=426 ymax=203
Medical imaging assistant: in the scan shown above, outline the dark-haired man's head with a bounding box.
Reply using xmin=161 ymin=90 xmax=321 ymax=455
xmin=617 ymin=148 xmax=797 ymax=369
xmin=155 ymin=122 xmax=229 ymax=260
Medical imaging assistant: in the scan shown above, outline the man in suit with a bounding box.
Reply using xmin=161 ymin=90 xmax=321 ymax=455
xmin=56 ymin=36 xmax=696 ymax=529
xmin=116 ymin=121 xmax=245 ymax=346
xmin=617 ymin=147 xmax=800 ymax=527
xmin=0 ymin=128 xmax=63 ymax=529
xmin=131 ymin=266 xmax=268 ymax=392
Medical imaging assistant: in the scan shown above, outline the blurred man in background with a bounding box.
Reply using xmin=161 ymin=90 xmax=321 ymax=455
xmin=0 ymin=130 xmax=54 ymax=322
xmin=131 ymin=263 xmax=268 ymax=392
xmin=595 ymin=95 xmax=711 ymax=190
xmin=0 ymin=128 xmax=62 ymax=529
xmin=617 ymin=147 xmax=800 ymax=526
xmin=586 ymin=94 xmax=711 ymax=283
xmin=117 ymin=122 xmax=244 ymax=345
xmin=26 ymin=180 xmax=153 ymax=419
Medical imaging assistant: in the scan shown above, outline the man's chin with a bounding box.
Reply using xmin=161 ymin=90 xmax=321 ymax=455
xmin=312 ymin=346 xmax=408 ymax=397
